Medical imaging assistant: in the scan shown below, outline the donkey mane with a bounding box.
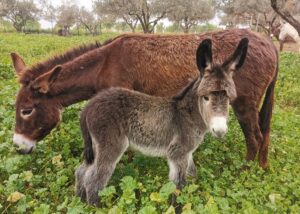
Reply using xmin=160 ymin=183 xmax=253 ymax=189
xmin=20 ymin=39 xmax=115 ymax=84
xmin=172 ymin=78 xmax=198 ymax=101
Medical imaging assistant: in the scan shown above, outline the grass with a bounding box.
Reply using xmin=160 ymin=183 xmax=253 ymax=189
xmin=0 ymin=33 xmax=299 ymax=213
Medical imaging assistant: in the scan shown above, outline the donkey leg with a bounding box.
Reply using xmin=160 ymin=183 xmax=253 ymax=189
xmin=75 ymin=162 xmax=88 ymax=201
xmin=84 ymin=136 xmax=129 ymax=206
xmin=168 ymin=155 xmax=189 ymax=189
xmin=279 ymin=40 xmax=284 ymax=51
xmin=232 ymin=99 xmax=262 ymax=162
xmin=186 ymin=153 xmax=197 ymax=178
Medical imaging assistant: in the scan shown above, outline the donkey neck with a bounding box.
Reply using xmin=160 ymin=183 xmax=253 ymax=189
xmin=173 ymin=78 xmax=206 ymax=130
xmin=50 ymin=49 xmax=106 ymax=107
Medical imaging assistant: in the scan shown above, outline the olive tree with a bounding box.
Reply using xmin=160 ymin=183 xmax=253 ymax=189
xmin=167 ymin=0 xmax=215 ymax=33
xmin=0 ymin=0 xmax=40 ymax=32
xmin=94 ymin=0 xmax=173 ymax=33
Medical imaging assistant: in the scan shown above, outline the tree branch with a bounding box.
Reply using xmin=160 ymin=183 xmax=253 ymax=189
xmin=271 ymin=0 xmax=300 ymax=34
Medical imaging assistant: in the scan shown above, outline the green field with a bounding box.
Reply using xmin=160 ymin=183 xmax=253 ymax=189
xmin=0 ymin=33 xmax=299 ymax=213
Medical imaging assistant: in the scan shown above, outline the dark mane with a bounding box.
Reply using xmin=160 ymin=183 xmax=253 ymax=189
xmin=20 ymin=39 xmax=114 ymax=84
xmin=172 ymin=77 xmax=198 ymax=101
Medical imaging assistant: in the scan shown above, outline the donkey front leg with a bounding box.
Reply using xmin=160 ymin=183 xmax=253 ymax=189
xmin=84 ymin=136 xmax=129 ymax=206
xmin=186 ymin=153 xmax=197 ymax=178
xmin=168 ymin=155 xmax=189 ymax=189
xmin=75 ymin=162 xmax=88 ymax=201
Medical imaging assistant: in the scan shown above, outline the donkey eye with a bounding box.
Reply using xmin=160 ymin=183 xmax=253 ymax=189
xmin=21 ymin=108 xmax=34 ymax=117
xmin=203 ymin=96 xmax=209 ymax=101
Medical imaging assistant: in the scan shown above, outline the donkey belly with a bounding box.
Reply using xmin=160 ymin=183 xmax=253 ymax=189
xmin=127 ymin=130 xmax=173 ymax=157
xmin=129 ymin=140 xmax=169 ymax=157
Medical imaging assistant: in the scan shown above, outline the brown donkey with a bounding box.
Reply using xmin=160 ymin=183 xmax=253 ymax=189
xmin=76 ymin=38 xmax=249 ymax=206
xmin=11 ymin=29 xmax=278 ymax=168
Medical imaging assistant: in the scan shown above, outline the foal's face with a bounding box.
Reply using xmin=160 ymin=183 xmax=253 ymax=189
xmin=198 ymin=90 xmax=229 ymax=138
xmin=195 ymin=38 xmax=249 ymax=138
xmin=11 ymin=53 xmax=62 ymax=154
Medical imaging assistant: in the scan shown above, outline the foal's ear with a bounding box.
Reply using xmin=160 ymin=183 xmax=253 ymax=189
xmin=30 ymin=65 xmax=62 ymax=94
xmin=196 ymin=39 xmax=212 ymax=77
xmin=222 ymin=38 xmax=249 ymax=73
xmin=11 ymin=53 xmax=26 ymax=76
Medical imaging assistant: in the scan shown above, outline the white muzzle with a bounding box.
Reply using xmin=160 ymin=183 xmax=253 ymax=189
xmin=210 ymin=116 xmax=228 ymax=138
xmin=13 ymin=133 xmax=36 ymax=154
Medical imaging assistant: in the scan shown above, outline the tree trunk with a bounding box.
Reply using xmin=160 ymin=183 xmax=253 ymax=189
xmin=255 ymin=14 xmax=260 ymax=32
xmin=271 ymin=0 xmax=300 ymax=34
xmin=13 ymin=23 xmax=23 ymax=32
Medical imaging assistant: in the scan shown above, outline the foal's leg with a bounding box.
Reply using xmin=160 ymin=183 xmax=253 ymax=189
xmin=75 ymin=162 xmax=88 ymax=201
xmin=84 ymin=136 xmax=129 ymax=206
xmin=232 ymin=98 xmax=263 ymax=162
xmin=186 ymin=153 xmax=197 ymax=178
xmin=168 ymin=154 xmax=189 ymax=189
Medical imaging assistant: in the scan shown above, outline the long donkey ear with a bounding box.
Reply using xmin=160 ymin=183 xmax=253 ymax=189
xmin=196 ymin=39 xmax=212 ymax=77
xmin=30 ymin=65 xmax=62 ymax=94
xmin=11 ymin=53 xmax=26 ymax=76
xmin=222 ymin=38 xmax=249 ymax=73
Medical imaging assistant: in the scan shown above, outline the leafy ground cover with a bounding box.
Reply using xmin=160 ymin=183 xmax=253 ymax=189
xmin=0 ymin=33 xmax=299 ymax=213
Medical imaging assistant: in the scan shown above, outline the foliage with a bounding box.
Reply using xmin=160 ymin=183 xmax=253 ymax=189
xmin=0 ymin=0 xmax=40 ymax=32
xmin=0 ymin=33 xmax=300 ymax=213
xmin=167 ymin=0 xmax=215 ymax=33
xmin=94 ymin=0 xmax=172 ymax=33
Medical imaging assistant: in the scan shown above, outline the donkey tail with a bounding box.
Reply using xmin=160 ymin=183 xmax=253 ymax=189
xmin=258 ymin=49 xmax=279 ymax=167
xmin=80 ymin=108 xmax=94 ymax=165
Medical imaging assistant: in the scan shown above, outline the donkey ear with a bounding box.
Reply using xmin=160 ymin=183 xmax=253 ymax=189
xmin=11 ymin=53 xmax=26 ymax=75
xmin=30 ymin=65 xmax=62 ymax=94
xmin=196 ymin=39 xmax=212 ymax=77
xmin=222 ymin=38 xmax=249 ymax=73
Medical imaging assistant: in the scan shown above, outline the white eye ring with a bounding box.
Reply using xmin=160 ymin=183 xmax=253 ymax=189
xmin=20 ymin=108 xmax=35 ymax=119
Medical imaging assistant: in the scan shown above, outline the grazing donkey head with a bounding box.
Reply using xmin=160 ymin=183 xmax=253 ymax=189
xmin=10 ymin=43 xmax=100 ymax=154
xmin=12 ymin=56 xmax=62 ymax=154
xmin=196 ymin=38 xmax=248 ymax=138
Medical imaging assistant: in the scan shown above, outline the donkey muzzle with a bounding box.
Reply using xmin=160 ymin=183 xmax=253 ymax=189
xmin=13 ymin=133 xmax=36 ymax=154
xmin=210 ymin=117 xmax=228 ymax=138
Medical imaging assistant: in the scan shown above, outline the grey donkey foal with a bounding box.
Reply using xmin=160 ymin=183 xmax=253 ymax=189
xmin=75 ymin=38 xmax=249 ymax=206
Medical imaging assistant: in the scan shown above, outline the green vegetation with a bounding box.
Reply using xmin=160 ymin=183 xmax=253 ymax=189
xmin=0 ymin=33 xmax=299 ymax=213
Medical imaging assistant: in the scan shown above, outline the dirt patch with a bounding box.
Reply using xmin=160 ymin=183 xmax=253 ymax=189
xmin=273 ymin=41 xmax=299 ymax=53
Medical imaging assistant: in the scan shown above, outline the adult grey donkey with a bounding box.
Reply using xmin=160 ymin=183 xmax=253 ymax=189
xmin=75 ymin=38 xmax=249 ymax=206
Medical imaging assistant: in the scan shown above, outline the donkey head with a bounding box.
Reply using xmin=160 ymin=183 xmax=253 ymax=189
xmin=196 ymin=38 xmax=248 ymax=138
xmin=11 ymin=53 xmax=62 ymax=154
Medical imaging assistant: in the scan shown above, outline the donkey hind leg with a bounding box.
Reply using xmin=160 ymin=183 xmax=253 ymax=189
xmin=84 ymin=136 xmax=129 ymax=206
xmin=232 ymin=99 xmax=263 ymax=162
xmin=75 ymin=162 xmax=88 ymax=201
xmin=186 ymin=153 xmax=197 ymax=178
xmin=168 ymin=155 xmax=189 ymax=189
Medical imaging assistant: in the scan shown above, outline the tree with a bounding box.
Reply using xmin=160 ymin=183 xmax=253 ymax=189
xmin=40 ymin=0 xmax=57 ymax=33
xmin=78 ymin=7 xmax=99 ymax=35
xmin=217 ymin=0 xmax=278 ymax=35
xmin=233 ymin=0 xmax=278 ymax=34
xmin=0 ymin=0 xmax=40 ymax=32
xmin=56 ymin=3 xmax=78 ymax=35
xmin=94 ymin=0 xmax=173 ymax=33
xmin=94 ymin=0 xmax=139 ymax=33
xmin=167 ymin=0 xmax=215 ymax=33
xmin=271 ymin=0 xmax=300 ymax=34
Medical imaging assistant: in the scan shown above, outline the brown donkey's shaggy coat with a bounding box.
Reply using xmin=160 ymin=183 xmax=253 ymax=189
xmin=75 ymin=38 xmax=249 ymax=206
xmin=11 ymin=29 xmax=278 ymax=168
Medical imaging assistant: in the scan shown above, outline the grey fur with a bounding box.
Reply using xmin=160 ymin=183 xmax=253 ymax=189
xmin=75 ymin=38 xmax=248 ymax=206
